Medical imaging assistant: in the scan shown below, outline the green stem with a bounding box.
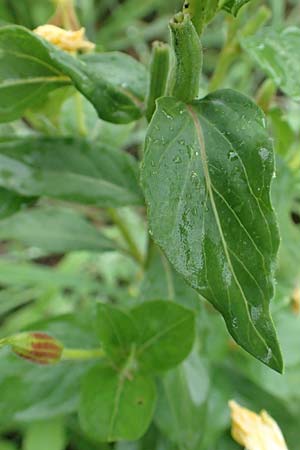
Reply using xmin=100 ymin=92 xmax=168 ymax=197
xmin=169 ymin=12 xmax=203 ymax=103
xmin=209 ymin=6 xmax=271 ymax=91
xmin=55 ymin=0 xmax=80 ymax=30
xmin=62 ymin=348 xmax=105 ymax=361
xmin=107 ymin=208 xmax=144 ymax=266
xmin=145 ymin=41 xmax=170 ymax=123
xmin=256 ymin=79 xmax=276 ymax=113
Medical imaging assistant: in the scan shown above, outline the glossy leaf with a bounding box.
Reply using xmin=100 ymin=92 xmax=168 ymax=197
xmin=141 ymin=89 xmax=283 ymax=372
xmin=79 ymin=366 xmax=156 ymax=442
xmin=241 ymin=27 xmax=300 ymax=100
xmin=0 ymin=207 xmax=115 ymax=253
xmin=0 ymin=26 xmax=147 ymax=123
xmin=140 ymin=242 xmax=200 ymax=310
xmin=0 ymin=137 xmax=143 ymax=207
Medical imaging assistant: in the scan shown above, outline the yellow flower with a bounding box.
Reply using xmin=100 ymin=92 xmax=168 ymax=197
xmin=229 ymin=400 xmax=288 ymax=450
xmin=34 ymin=25 xmax=95 ymax=53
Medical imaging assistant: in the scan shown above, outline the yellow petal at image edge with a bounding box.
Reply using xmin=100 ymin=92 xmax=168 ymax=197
xmin=229 ymin=400 xmax=288 ymax=450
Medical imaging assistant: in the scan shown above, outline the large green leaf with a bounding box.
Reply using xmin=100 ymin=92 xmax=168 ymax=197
xmin=241 ymin=27 xmax=300 ymax=101
xmin=0 ymin=206 xmax=115 ymax=253
xmin=0 ymin=25 xmax=147 ymax=123
xmin=140 ymin=242 xmax=200 ymax=310
xmin=79 ymin=366 xmax=156 ymax=442
xmin=141 ymin=89 xmax=283 ymax=372
xmin=0 ymin=137 xmax=143 ymax=207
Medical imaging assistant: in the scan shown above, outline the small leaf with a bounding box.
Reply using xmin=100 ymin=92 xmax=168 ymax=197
xmin=0 ymin=206 xmax=115 ymax=254
xmin=141 ymin=89 xmax=283 ymax=372
xmin=241 ymin=27 xmax=300 ymax=100
xmin=79 ymin=366 xmax=156 ymax=442
xmin=96 ymin=301 xmax=195 ymax=372
xmin=0 ymin=137 xmax=143 ymax=207
xmin=132 ymin=300 xmax=196 ymax=372
xmin=96 ymin=303 xmax=139 ymax=365
xmin=0 ymin=26 xmax=147 ymax=123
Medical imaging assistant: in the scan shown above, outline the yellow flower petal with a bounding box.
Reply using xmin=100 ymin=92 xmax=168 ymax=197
xmin=229 ymin=400 xmax=288 ymax=450
xmin=34 ymin=24 xmax=95 ymax=53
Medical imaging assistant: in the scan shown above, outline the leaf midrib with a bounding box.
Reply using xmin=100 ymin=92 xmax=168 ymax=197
xmin=187 ymin=105 xmax=271 ymax=357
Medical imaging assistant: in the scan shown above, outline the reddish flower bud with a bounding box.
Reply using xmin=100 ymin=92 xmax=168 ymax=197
xmin=9 ymin=332 xmax=63 ymax=365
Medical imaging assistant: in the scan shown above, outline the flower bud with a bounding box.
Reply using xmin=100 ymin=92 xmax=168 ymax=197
xmin=9 ymin=332 xmax=63 ymax=365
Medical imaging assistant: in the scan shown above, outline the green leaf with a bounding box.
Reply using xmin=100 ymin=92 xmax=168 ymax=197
xmin=0 ymin=26 xmax=71 ymax=123
xmin=23 ymin=419 xmax=66 ymax=450
xmin=0 ymin=25 xmax=147 ymax=124
xmin=0 ymin=206 xmax=115 ymax=254
xmin=96 ymin=301 xmax=195 ymax=372
xmin=141 ymin=89 xmax=283 ymax=372
xmin=220 ymin=0 xmax=251 ymax=16
xmin=79 ymin=366 xmax=156 ymax=442
xmin=0 ymin=187 xmax=33 ymax=219
xmin=132 ymin=300 xmax=196 ymax=372
xmin=241 ymin=27 xmax=300 ymax=100
xmin=97 ymin=303 xmax=139 ymax=365
xmin=155 ymin=354 xmax=229 ymax=450
xmin=0 ymin=137 xmax=143 ymax=207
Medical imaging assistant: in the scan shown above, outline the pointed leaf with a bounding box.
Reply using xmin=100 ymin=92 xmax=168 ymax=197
xmin=141 ymin=89 xmax=283 ymax=372
xmin=0 ymin=206 xmax=115 ymax=253
xmin=0 ymin=137 xmax=143 ymax=207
